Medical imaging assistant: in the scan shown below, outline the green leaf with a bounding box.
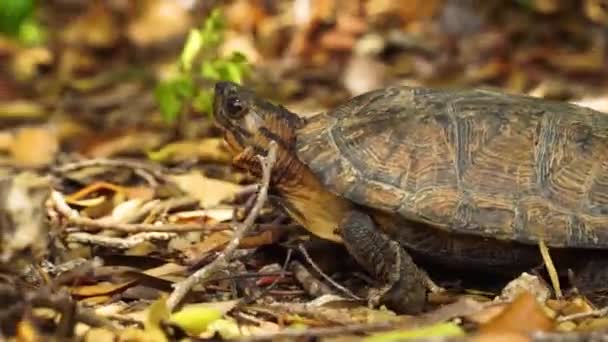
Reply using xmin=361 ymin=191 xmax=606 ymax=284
xmin=223 ymin=62 xmax=244 ymax=83
xmin=193 ymin=90 xmax=214 ymax=114
xmin=154 ymin=77 xmax=194 ymax=123
xmin=18 ymin=17 xmax=45 ymax=45
xmin=154 ymin=81 xmax=182 ymax=123
xmin=364 ymin=322 xmax=465 ymax=342
xmin=201 ymin=60 xmax=222 ymax=80
xmin=0 ymin=0 xmax=35 ymax=35
xmin=180 ymin=29 xmax=203 ymax=72
xmin=172 ymin=77 xmax=194 ymax=98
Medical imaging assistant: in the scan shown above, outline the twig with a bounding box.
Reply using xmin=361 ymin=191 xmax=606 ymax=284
xmin=557 ymin=306 xmax=608 ymax=322
xmin=167 ymin=142 xmax=278 ymax=311
xmin=539 ymin=240 xmax=563 ymax=298
xmin=298 ymin=243 xmax=361 ymax=300
xmin=290 ymin=261 xmax=335 ymax=298
xmin=66 ymin=231 xmax=176 ymax=249
xmin=50 ymin=190 xmax=231 ymax=233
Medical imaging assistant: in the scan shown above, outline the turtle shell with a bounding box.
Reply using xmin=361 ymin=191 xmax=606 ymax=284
xmin=295 ymin=86 xmax=608 ymax=248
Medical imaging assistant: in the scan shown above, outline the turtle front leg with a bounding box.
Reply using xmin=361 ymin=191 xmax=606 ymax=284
xmin=338 ymin=210 xmax=427 ymax=314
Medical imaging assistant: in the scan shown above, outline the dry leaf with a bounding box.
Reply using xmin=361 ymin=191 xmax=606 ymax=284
xmin=71 ymin=281 xmax=135 ymax=297
xmin=9 ymin=126 xmax=59 ymax=168
xmin=61 ymin=2 xmax=120 ymax=48
xmin=127 ymin=0 xmax=191 ymax=47
xmin=66 ymin=182 xmax=126 ymax=202
xmin=170 ymin=171 xmax=242 ymax=208
xmin=171 ymin=208 xmax=235 ymax=223
xmin=148 ymin=138 xmax=232 ymax=164
xmin=498 ymin=272 xmax=551 ymax=303
xmin=471 ymin=332 xmax=532 ymax=342
xmin=479 ymin=292 xmax=554 ymax=334
xmin=183 ymin=231 xmax=232 ymax=261
xmin=0 ymin=101 xmax=45 ymax=119
xmin=84 ymin=131 xmax=165 ymax=158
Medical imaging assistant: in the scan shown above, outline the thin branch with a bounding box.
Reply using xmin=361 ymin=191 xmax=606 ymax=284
xmin=298 ymin=243 xmax=361 ymax=300
xmin=557 ymin=306 xmax=608 ymax=322
xmin=167 ymin=142 xmax=278 ymax=311
xmin=66 ymin=231 xmax=176 ymax=249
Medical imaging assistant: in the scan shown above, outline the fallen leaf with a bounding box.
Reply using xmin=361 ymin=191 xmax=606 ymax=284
xmin=148 ymin=138 xmax=232 ymax=164
xmin=84 ymin=131 xmax=165 ymax=158
xmin=66 ymin=195 xmax=107 ymax=207
xmin=169 ymin=300 xmax=238 ymax=335
xmin=466 ymin=303 xmax=508 ymax=325
xmin=365 ymin=322 xmax=465 ymax=342
xmin=127 ymin=0 xmax=191 ymax=48
xmin=497 ymin=272 xmax=551 ymax=303
xmin=83 ymin=328 xmax=116 ymax=342
xmin=71 ymin=281 xmax=135 ymax=297
xmin=478 ymin=292 xmax=554 ymax=334
xmin=66 ymin=182 xmax=126 ymax=202
xmin=9 ymin=126 xmax=58 ymax=168
xmin=0 ymin=100 xmax=45 ymax=119
xmin=470 ymin=332 xmax=532 ymax=342
xmin=171 ymin=207 xmax=235 ymax=223
xmin=170 ymin=171 xmax=242 ymax=208
xmin=61 ymin=2 xmax=120 ymax=48
xmin=183 ymin=231 xmax=232 ymax=261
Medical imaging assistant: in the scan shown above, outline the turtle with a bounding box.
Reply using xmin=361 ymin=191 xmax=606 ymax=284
xmin=213 ymin=81 xmax=608 ymax=314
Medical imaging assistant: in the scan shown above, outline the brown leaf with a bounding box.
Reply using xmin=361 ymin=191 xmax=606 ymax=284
xmin=183 ymin=231 xmax=232 ymax=261
xmin=66 ymin=181 xmax=126 ymax=203
xmin=478 ymin=292 xmax=554 ymax=334
xmin=170 ymin=171 xmax=242 ymax=209
xmin=71 ymin=281 xmax=135 ymax=297
xmin=127 ymin=0 xmax=191 ymax=47
xmin=83 ymin=131 xmax=165 ymax=158
xmin=61 ymin=2 xmax=120 ymax=48
xmin=148 ymin=138 xmax=232 ymax=164
xmin=9 ymin=126 xmax=59 ymax=168
xmin=471 ymin=332 xmax=532 ymax=342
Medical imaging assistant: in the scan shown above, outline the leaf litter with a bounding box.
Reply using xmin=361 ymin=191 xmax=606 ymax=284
xmin=3 ymin=0 xmax=608 ymax=340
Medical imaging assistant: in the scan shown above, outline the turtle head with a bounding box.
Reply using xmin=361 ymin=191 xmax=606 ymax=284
xmin=214 ymin=81 xmax=304 ymax=159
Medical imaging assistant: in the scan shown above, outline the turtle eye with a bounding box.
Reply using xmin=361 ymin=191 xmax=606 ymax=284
xmin=225 ymin=96 xmax=246 ymax=119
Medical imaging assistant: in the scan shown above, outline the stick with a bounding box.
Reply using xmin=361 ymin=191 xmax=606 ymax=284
xmin=166 ymin=142 xmax=278 ymax=311
xmin=297 ymin=243 xmax=361 ymax=300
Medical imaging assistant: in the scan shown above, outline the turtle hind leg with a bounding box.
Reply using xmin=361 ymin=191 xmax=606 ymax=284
xmin=339 ymin=210 xmax=427 ymax=314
